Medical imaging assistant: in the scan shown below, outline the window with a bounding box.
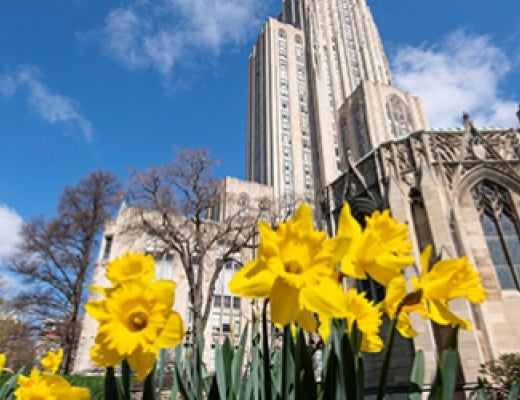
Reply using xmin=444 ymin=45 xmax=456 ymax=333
xmin=238 ymin=194 xmax=249 ymax=216
xmin=233 ymin=297 xmax=241 ymax=309
xmin=224 ymin=295 xmax=231 ymax=308
xmin=103 ymin=235 xmax=113 ymax=260
xmin=473 ymin=181 xmax=520 ymax=290
xmin=213 ymin=295 xmax=222 ymax=307
xmin=385 ymin=94 xmax=414 ymax=137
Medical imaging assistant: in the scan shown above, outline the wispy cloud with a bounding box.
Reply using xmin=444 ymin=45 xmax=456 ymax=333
xmin=392 ymin=30 xmax=518 ymax=128
xmin=0 ymin=204 xmax=23 ymax=262
xmin=81 ymin=0 xmax=269 ymax=78
xmin=0 ymin=65 xmax=93 ymax=141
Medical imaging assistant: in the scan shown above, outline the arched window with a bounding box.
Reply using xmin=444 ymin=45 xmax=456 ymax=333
xmin=259 ymin=198 xmax=271 ymax=221
xmin=238 ymin=193 xmax=250 ymax=217
xmin=385 ymin=94 xmax=414 ymax=137
xmin=472 ymin=181 xmax=520 ymax=290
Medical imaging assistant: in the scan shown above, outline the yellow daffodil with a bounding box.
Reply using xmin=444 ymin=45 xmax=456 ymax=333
xmin=411 ymin=245 xmax=486 ymax=329
xmin=338 ymin=205 xmax=414 ymax=286
xmin=41 ymin=349 xmax=63 ymax=374
xmin=105 ymin=251 xmax=155 ymax=286
xmin=229 ymin=203 xmax=350 ymax=331
xmin=0 ymin=353 xmax=5 ymax=373
xmin=382 ymin=276 xmax=423 ymax=338
xmin=85 ymin=279 xmax=185 ymax=380
xmin=318 ymin=288 xmax=384 ymax=353
xmin=15 ymin=368 xmax=90 ymax=400
xmin=384 ymin=245 xmax=486 ymax=335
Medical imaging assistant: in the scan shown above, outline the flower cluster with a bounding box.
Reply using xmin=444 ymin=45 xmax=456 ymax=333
xmin=229 ymin=203 xmax=487 ymax=350
xmin=85 ymin=252 xmax=185 ymax=380
xmin=14 ymin=349 xmax=90 ymax=400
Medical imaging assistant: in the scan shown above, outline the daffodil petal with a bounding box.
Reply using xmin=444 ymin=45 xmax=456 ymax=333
xmin=366 ymin=261 xmax=407 ymax=287
xmin=156 ymin=311 xmax=185 ymax=347
xmin=337 ymin=202 xmax=362 ymax=238
xmin=395 ymin=312 xmax=418 ymax=338
xmin=420 ymin=245 xmax=432 ymax=276
xmin=360 ymin=332 xmax=384 ymax=353
xmin=151 ymin=280 xmax=177 ymax=309
xmin=84 ymin=300 xmax=107 ymax=319
xmin=128 ymin=347 xmax=158 ymax=381
xmin=90 ymin=343 xmax=122 ymax=367
xmin=318 ymin=316 xmax=332 ymax=341
xmin=270 ymin=278 xmax=300 ymax=327
xmin=300 ymin=279 xmax=347 ymax=318
xmin=324 ymin=236 xmax=351 ymax=264
xmin=293 ymin=203 xmax=314 ymax=231
xmin=228 ymin=260 xmax=274 ymax=298
xmin=296 ymin=309 xmax=317 ymax=332
xmin=429 ymin=299 xmax=472 ymax=330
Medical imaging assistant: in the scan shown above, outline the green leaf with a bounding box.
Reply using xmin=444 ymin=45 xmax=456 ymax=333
xmin=155 ymin=349 xmax=167 ymax=399
xmin=356 ymin=355 xmax=364 ymax=400
xmin=0 ymin=367 xmax=24 ymax=399
xmin=429 ymin=325 xmax=460 ymax=400
xmin=408 ymin=350 xmax=425 ymax=400
xmin=215 ymin=342 xmax=228 ymax=400
xmin=231 ymin=323 xmax=249 ymax=397
xmin=195 ymin=337 xmax=206 ymax=400
xmin=508 ymin=380 xmax=520 ymax=400
xmin=294 ymin=328 xmax=317 ymax=400
xmin=282 ymin=325 xmax=296 ymax=400
xmin=174 ymin=362 xmax=192 ymax=400
xmin=320 ymin=340 xmax=338 ymax=400
xmin=472 ymin=387 xmax=488 ymax=400
xmin=341 ymin=324 xmax=358 ymax=400
xmin=207 ymin=376 xmax=220 ymax=400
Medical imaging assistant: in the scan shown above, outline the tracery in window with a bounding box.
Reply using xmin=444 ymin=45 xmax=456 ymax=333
xmin=472 ymin=181 xmax=520 ymax=290
xmin=238 ymin=193 xmax=250 ymax=216
xmin=385 ymin=94 xmax=414 ymax=137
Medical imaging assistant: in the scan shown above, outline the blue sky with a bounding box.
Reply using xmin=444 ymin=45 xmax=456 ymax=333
xmin=1 ymin=0 xmax=519 ymax=274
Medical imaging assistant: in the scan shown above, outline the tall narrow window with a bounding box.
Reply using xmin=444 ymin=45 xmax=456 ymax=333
xmin=385 ymin=94 xmax=414 ymax=137
xmin=103 ymin=235 xmax=113 ymax=260
xmin=472 ymin=181 xmax=520 ymax=290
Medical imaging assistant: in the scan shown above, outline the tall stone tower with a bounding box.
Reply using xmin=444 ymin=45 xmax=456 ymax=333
xmin=246 ymin=0 xmax=429 ymax=205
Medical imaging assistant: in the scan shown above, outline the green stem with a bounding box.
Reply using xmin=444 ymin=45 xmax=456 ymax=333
xmin=122 ymin=359 xmax=131 ymax=400
xmin=104 ymin=367 xmax=119 ymax=400
xmin=376 ymin=316 xmax=398 ymax=400
xmin=262 ymin=299 xmax=272 ymax=400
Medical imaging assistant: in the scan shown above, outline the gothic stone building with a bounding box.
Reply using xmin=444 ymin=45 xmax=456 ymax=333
xmin=319 ymin=116 xmax=520 ymax=391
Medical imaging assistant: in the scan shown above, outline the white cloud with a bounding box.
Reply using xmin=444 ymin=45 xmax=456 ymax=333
xmin=0 ymin=65 xmax=93 ymax=141
xmin=0 ymin=204 xmax=23 ymax=262
xmin=84 ymin=0 xmax=268 ymax=77
xmin=392 ymin=30 xmax=518 ymax=128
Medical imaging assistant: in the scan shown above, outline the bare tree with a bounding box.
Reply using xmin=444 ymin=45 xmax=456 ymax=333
xmin=8 ymin=170 xmax=122 ymax=373
xmin=0 ymin=316 xmax=36 ymax=372
xmin=127 ymin=148 xmax=261 ymax=346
